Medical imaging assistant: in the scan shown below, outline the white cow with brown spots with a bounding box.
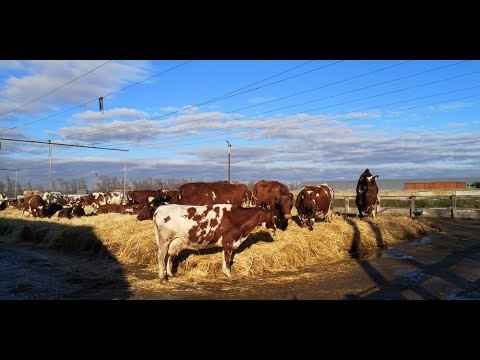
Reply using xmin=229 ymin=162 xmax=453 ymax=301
xmin=153 ymin=204 xmax=276 ymax=281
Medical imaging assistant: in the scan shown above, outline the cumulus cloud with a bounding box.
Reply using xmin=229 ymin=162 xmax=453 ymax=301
xmin=70 ymin=107 xmax=149 ymax=122
xmin=0 ymin=60 xmax=149 ymax=117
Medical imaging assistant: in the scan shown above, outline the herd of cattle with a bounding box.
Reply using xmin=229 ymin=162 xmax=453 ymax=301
xmin=0 ymin=169 xmax=380 ymax=280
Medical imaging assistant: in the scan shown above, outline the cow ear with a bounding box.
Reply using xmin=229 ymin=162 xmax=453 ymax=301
xmin=374 ymin=175 xmax=379 ymax=179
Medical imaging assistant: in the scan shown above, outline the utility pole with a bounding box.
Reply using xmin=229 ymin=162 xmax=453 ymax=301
xmin=227 ymin=141 xmax=231 ymax=183
xmin=49 ymin=140 xmax=52 ymax=192
xmin=95 ymin=173 xmax=98 ymax=192
xmin=123 ymin=157 xmax=127 ymax=205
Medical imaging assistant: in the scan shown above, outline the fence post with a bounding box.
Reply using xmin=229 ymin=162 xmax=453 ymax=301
xmin=345 ymin=196 xmax=350 ymax=215
xmin=410 ymin=196 xmax=415 ymax=218
xmin=451 ymin=195 xmax=457 ymax=218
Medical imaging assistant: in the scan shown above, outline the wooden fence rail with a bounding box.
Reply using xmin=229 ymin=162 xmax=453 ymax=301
xmin=329 ymin=189 xmax=480 ymax=219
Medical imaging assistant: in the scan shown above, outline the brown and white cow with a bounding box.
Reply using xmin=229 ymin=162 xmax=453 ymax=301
xmin=93 ymin=204 xmax=126 ymax=215
xmin=127 ymin=190 xmax=172 ymax=205
xmin=295 ymin=184 xmax=335 ymax=231
xmin=23 ymin=195 xmax=46 ymax=218
xmin=23 ymin=195 xmax=63 ymax=218
xmin=355 ymin=168 xmax=379 ymax=219
xmin=153 ymin=204 xmax=276 ymax=281
xmin=57 ymin=205 xmax=86 ymax=219
xmin=171 ymin=181 xmax=254 ymax=207
xmin=252 ymin=180 xmax=294 ymax=230
xmin=42 ymin=191 xmax=64 ymax=205
xmin=136 ymin=200 xmax=160 ymax=221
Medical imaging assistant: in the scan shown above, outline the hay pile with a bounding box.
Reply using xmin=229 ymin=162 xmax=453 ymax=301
xmin=0 ymin=208 xmax=439 ymax=278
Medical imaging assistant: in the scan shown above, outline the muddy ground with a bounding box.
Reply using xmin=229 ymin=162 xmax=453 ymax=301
xmin=1 ymin=217 xmax=479 ymax=300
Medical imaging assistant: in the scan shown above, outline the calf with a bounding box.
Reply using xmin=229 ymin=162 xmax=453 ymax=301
xmin=295 ymin=184 xmax=334 ymax=231
xmin=153 ymin=204 xmax=276 ymax=281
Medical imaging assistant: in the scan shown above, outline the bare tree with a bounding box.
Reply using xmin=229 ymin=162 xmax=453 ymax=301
xmin=128 ymin=177 xmax=193 ymax=190
xmin=97 ymin=175 xmax=126 ymax=192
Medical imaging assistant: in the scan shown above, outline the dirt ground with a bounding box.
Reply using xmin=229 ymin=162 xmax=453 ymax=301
xmin=1 ymin=217 xmax=479 ymax=300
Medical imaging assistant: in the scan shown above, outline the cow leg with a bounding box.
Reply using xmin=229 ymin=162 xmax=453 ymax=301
xmin=222 ymin=242 xmax=234 ymax=277
xmin=308 ymin=211 xmax=315 ymax=231
xmin=166 ymin=254 xmax=175 ymax=277
xmin=153 ymin=222 xmax=169 ymax=282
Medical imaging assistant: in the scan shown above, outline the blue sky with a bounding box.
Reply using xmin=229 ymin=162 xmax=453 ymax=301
xmin=0 ymin=60 xmax=479 ymax=189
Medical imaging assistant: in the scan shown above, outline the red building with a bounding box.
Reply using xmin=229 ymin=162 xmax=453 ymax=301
xmin=404 ymin=182 xmax=466 ymax=190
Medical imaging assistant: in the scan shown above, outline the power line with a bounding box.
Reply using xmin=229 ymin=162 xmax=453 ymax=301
xmin=62 ymin=60 xmax=345 ymax=139
xmin=68 ymin=60 xmax=413 ymax=142
xmin=98 ymin=73 xmax=480 ymax=148
xmin=112 ymin=91 xmax=480 ymax=150
xmin=0 ymin=60 xmax=193 ymax=132
xmin=72 ymin=60 xmax=471 ymax=145
xmin=0 ymin=137 xmax=128 ymax=151
xmin=0 ymin=60 xmax=113 ymax=119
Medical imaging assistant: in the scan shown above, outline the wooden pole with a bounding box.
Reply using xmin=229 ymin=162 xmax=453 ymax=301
xmin=410 ymin=196 xmax=415 ymax=218
xmin=451 ymin=195 xmax=457 ymax=218
xmin=345 ymin=196 xmax=350 ymax=215
xmin=227 ymin=141 xmax=231 ymax=183
xmin=49 ymin=140 xmax=52 ymax=192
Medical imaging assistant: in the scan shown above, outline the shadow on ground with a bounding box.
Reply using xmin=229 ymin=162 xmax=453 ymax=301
xmin=0 ymin=218 xmax=131 ymax=300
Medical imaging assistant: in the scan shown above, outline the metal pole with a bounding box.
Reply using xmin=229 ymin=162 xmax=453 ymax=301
xmin=95 ymin=173 xmax=98 ymax=192
xmin=123 ymin=157 xmax=127 ymax=205
xmin=15 ymin=169 xmax=17 ymax=199
xmin=49 ymin=140 xmax=52 ymax=192
xmin=227 ymin=141 xmax=231 ymax=183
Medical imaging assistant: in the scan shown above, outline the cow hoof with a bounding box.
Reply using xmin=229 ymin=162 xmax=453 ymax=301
xmin=308 ymin=227 xmax=313 ymax=231
xmin=159 ymin=276 xmax=169 ymax=283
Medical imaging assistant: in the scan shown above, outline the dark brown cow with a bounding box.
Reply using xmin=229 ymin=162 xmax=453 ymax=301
xmin=171 ymin=181 xmax=254 ymax=207
xmin=0 ymin=200 xmax=6 ymax=211
xmin=58 ymin=205 xmax=86 ymax=219
xmin=252 ymin=180 xmax=294 ymax=230
xmin=295 ymin=184 xmax=335 ymax=231
xmin=153 ymin=204 xmax=276 ymax=281
xmin=355 ymin=168 xmax=379 ymax=219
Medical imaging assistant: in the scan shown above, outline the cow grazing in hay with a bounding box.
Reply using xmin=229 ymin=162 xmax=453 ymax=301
xmin=295 ymin=184 xmax=335 ymax=231
xmin=252 ymin=180 xmax=294 ymax=230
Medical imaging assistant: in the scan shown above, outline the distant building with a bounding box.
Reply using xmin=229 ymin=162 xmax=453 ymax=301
xmin=404 ymin=182 xmax=466 ymax=190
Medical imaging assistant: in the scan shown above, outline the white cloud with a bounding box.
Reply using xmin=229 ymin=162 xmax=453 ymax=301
xmin=0 ymin=60 xmax=149 ymax=117
xmin=343 ymin=111 xmax=381 ymax=119
xmin=446 ymin=122 xmax=466 ymax=129
xmin=71 ymin=107 xmax=149 ymax=122
xmin=0 ymin=60 xmax=25 ymax=71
